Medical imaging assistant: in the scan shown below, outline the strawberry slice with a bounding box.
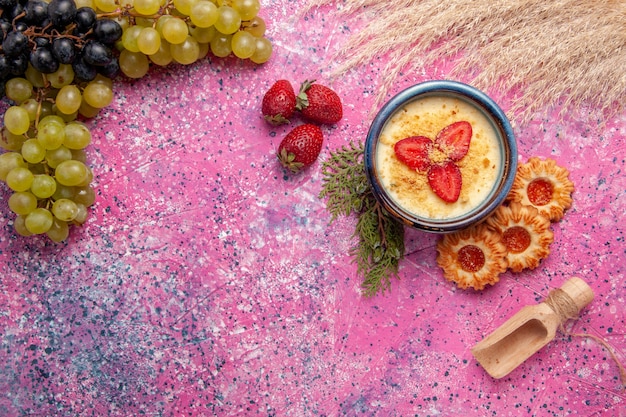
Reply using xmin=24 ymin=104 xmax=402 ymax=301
xmin=427 ymin=161 xmax=463 ymax=203
xmin=393 ymin=136 xmax=433 ymax=172
xmin=435 ymin=121 xmax=472 ymax=161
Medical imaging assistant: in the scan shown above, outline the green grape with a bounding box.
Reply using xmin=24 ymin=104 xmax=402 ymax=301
xmin=21 ymin=138 xmax=46 ymax=163
xmin=137 ymin=27 xmax=162 ymax=55
xmin=46 ymin=145 xmax=72 ymax=168
xmin=5 ymin=78 xmax=33 ymax=103
xmin=0 ymin=152 xmax=27 ymax=181
xmin=52 ymin=198 xmax=79 ymax=222
xmin=55 ymin=160 xmax=89 ymax=186
xmin=1 ymin=126 xmax=26 ymax=151
xmin=149 ymin=41 xmax=173 ymax=66
xmin=190 ymin=1 xmax=218 ymax=27
xmin=6 ymin=166 xmax=34 ymax=192
xmin=135 ymin=16 xmax=155 ymax=27
xmin=249 ymin=36 xmax=272 ymax=64
xmin=174 ymin=0 xmax=198 ymax=16
xmin=13 ymin=215 xmax=32 ymax=236
xmin=54 ymin=106 xmax=78 ymax=123
xmin=122 ymin=25 xmax=143 ymax=53
xmin=55 ymin=85 xmax=83 ymax=115
xmin=119 ymin=50 xmax=150 ymax=78
xmin=20 ymin=98 xmax=40 ymax=122
xmin=39 ymin=115 xmax=66 ymax=128
xmin=38 ymin=101 xmax=54 ymax=120
xmin=190 ymin=25 xmax=216 ymax=43
xmin=76 ymin=165 xmax=93 ymax=187
xmin=82 ymin=82 xmax=113 ymax=109
xmin=4 ymin=106 xmax=31 ymax=135
xmin=74 ymin=186 xmax=96 ymax=206
xmin=92 ymin=74 xmax=114 ymax=88
xmin=215 ymin=6 xmax=241 ymax=35
xmin=48 ymin=64 xmax=75 ymax=88
xmin=197 ymin=42 xmax=210 ymax=60
xmin=46 ymin=218 xmax=69 ymax=242
xmin=134 ymin=0 xmax=161 ymax=15
xmin=155 ymin=15 xmax=174 ymax=35
xmin=31 ymin=174 xmax=57 ymax=198
xmin=170 ymin=36 xmax=200 ymax=65
xmin=25 ymin=208 xmax=54 ymax=234
xmin=232 ymin=0 xmax=259 ymax=21
xmin=8 ymin=191 xmax=37 ymax=215
xmin=37 ymin=119 xmax=66 ymax=150
xmin=231 ymin=30 xmax=256 ymax=59
xmin=71 ymin=149 xmax=87 ymax=163
xmin=75 ymin=0 xmax=96 ymax=8
xmin=161 ymin=17 xmax=189 ymax=44
xmin=64 ymin=122 xmax=91 ymax=150
xmin=242 ymin=15 xmax=266 ymax=37
xmin=210 ymin=32 xmax=233 ymax=57
xmin=95 ymin=0 xmax=118 ymax=12
xmin=52 ymin=183 xmax=75 ymax=200
xmin=78 ymin=100 xmax=101 ymax=118
xmin=74 ymin=203 xmax=88 ymax=224
xmin=25 ymin=64 xmax=46 ymax=88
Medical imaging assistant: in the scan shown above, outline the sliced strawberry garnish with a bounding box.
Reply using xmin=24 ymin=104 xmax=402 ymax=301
xmin=435 ymin=121 xmax=472 ymax=161
xmin=393 ymin=136 xmax=433 ymax=172
xmin=427 ymin=161 xmax=463 ymax=203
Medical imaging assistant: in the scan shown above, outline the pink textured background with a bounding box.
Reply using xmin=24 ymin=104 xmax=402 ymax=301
xmin=1 ymin=1 xmax=625 ymax=416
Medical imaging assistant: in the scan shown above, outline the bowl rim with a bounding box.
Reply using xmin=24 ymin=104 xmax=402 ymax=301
xmin=364 ymin=80 xmax=518 ymax=233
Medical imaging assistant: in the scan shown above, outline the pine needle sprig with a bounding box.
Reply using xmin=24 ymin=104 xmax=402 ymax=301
xmin=319 ymin=142 xmax=405 ymax=296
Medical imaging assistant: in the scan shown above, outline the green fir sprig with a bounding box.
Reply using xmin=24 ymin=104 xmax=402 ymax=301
xmin=319 ymin=142 xmax=405 ymax=296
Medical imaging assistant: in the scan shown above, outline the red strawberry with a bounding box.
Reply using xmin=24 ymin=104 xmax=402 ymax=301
xmin=435 ymin=120 xmax=472 ymax=161
xmin=277 ymin=124 xmax=324 ymax=173
xmin=393 ymin=136 xmax=433 ymax=172
xmin=427 ymin=161 xmax=463 ymax=203
xmin=296 ymin=80 xmax=343 ymax=124
xmin=262 ymin=80 xmax=297 ymax=125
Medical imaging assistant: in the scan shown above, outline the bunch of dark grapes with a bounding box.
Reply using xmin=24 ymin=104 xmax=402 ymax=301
xmin=0 ymin=0 xmax=274 ymax=241
xmin=1 ymin=0 xmax=123 ymax=88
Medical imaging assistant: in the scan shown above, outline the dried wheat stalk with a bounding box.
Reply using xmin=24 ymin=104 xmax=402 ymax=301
xmin=303 ymin=0 xmax=626 ymax=125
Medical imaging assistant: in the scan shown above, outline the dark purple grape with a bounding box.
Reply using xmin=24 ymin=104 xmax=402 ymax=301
xmin=51 ymin=37 xmax=77 ymax=64
xmin=47 ymin=0 xmax=77 ymax=28
xmin=72 ymin=56 xmax=97 ymax=81
xmin=9 ymin=53 xmax=29 ymax=75
xmin=24 ymin=0 xmax=48 ymax=25
xmin=82 ymin=40 xmax=112 ymax=66
xmin=30 ymin=47 xmax=60 ymax=73
xmin=98 ymin=57 xmax=119 ymax=79
xmin=93 ymin=19 xmax=123 ymax=45
xmin=6 ymin=2 xmax=24 ymax=20
xmin=0 ymin=54 xmax=10 ymax=78
xmin=0 ymin=0 xmax=18 ymax=9
xmin=14 ymin=21 xmax=29 ymax=32
xmin=33 ymin=36 xmax=50 ymax=47
xmin=74 ymin=6 xmax=96 ymax=34
xmin=0 ymin=19 xmax=11 ymax=37
xmin=2 ymin=31 xmax=28 ymax=56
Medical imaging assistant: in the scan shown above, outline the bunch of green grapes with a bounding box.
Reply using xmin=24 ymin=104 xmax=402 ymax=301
xmin=94 ymin=0 xmax=272 ymax=78
xmin=0 ymin=77 xmax=101 ymax=242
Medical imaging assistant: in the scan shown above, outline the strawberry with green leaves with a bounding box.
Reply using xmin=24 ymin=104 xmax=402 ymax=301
xmin=296 ymin=80 xmax=343 ymax=125
xmin=262 ymin=80 xmax=297 ymax=125
xmin=277 ymin=124 xmax=324 ymax=173
xmin=393 ymin=120 xmax=473 ymax=202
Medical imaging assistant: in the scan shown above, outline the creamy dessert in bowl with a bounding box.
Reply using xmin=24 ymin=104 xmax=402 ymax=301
xmin=364 ymin=81 xmax=517 ymax=232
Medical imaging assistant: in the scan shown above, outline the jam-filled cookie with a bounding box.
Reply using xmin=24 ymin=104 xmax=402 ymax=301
xmin=507 ymin=156 xmax=574 ymax=222
xmin=436 ymin=223 xmax=508 ymax=290
xmin=487 ymin=202 xmax=554 ymax=272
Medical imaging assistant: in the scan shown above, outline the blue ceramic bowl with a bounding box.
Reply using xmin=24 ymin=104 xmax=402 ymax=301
xmin=364 ymin=80 xmax=517 ymax=233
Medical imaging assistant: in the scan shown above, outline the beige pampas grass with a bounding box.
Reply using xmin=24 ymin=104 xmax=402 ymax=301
xmin=303 ymin=0 xmax=626 ymax=125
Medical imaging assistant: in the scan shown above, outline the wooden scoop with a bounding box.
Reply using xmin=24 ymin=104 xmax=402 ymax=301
xmin=471 ymin=277 xmax=594 ymax=379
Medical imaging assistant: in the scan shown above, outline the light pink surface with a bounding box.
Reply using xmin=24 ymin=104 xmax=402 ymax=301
xmin=0 ymin=2 xmax=625 ymax=416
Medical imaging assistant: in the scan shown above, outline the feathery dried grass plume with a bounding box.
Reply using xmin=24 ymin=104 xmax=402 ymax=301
xmin=303 ymin=0 xmax=626 ymax=125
